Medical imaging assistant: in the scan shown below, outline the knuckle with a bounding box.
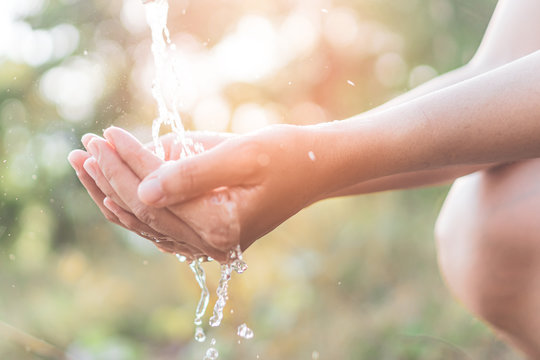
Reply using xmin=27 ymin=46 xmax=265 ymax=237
xmin=236 ymin=139 xmax=264 ymax=176
xmin=170 ymin=161 xmax=197 ymax=195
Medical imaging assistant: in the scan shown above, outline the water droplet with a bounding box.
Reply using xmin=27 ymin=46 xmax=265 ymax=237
xmin=237 ymin=323 xmax=254 ymax=339
xmin=338 ymin=281 xmax=342 ymax=286
xmin=347 ymin=80 xmax=356 ymax=87
xmin=194 ymin=327 xmax=206 ymax=343
xmin=83 ymin=50 xmax=88 ymax=55
xmin=210 ymin=338 xmax=216 ymax=346
xmin=203 ymin=347 xmax=219 ymax=360
xmin=176 ymin=254 xmax=187 ymax=263
xmin=312 ymin=351 xmax=320 ymax=359
xmin=308 ymin=151 xmax=316 ymax=161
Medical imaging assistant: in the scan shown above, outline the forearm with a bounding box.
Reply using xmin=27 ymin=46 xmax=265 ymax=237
xmin=317 ymin=64 xmax=492 ymax=198
xmin=359 ymin=64 xmax=480 ymax=117
xmin=320 ymin=164 xmax=487 ymax=199
xmin=311 ymin=50 xmax=540 ymax=196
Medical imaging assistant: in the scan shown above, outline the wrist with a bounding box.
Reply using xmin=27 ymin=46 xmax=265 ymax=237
xmin=304 ymin=115 xmax=403 ymax=201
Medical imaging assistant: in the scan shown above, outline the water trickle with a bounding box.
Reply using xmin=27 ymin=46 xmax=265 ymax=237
xmin=209 ymin=263 xmax=232 ymax=328
xmin=189 ymin=258 xmax=210 ymax=329
xmin=143 ymin=1 xmax=253 ymax=357
xmin=209 ymin=246 xmax=248 ymax=328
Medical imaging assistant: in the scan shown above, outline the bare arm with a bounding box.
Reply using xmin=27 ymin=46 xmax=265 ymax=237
xmin=313 ymin=49 xmax=540 ymax=198
xmin=326 ymin=0 xmax=540 ymax=197
xmin=85 ymin=0 xmax=540 ymax=253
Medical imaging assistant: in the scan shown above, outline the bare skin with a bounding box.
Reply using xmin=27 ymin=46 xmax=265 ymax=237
xmin=437 ymin=160 xmax=540 ymax=358
xmin=69 ymin=0 xmax=540 ymax=356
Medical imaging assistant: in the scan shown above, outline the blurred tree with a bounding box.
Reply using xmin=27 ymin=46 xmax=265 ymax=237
xmin=0 ymin=0 xmax=521 ymax=359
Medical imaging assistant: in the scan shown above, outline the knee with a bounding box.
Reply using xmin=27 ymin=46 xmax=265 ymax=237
xmin=435 ymin=198 xmax=539 ymax=331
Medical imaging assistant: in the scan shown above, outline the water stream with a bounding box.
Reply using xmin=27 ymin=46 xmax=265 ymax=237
xmin=142 ymin=1 xmax=253 ymax=358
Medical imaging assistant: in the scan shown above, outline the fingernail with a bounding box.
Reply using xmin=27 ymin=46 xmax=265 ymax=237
xmin=87 ymin=139 xmax=100 ymax=158
xmin=103 ymin=127 xmax=119 ymax=147
xmin=67 ymin=150 xmax=78 ymax=169
xmin=83 ymin=158 xmax=97 ymax=179
xmin=81 ymin=133 xmax=95 ymax=147
xmin=138 ymin=178 xmax=164 ymax=204
xmin=103 ymin=197 xmax=115 ymax=212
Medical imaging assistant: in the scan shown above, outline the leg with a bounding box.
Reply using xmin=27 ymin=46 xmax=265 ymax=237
xmin=436 ymin=159 xmax=540 ymax=358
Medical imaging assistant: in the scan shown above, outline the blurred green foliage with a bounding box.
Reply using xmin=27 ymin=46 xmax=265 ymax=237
xmin=0 ymin=0 xmax=523 ymax=359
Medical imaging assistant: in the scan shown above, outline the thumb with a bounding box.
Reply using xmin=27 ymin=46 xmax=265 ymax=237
xmin=138 ymin=141 xmax=249 ymax=207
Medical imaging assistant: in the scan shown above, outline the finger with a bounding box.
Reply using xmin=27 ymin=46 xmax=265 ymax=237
xmin=68 ymin=150 xmax=123 ymax=227
xmin=137 ymin=140 xmax=249 ymax=207
xmin=83 ymin=157 xmax=130 ymax=211
xmin=103 ymin=197 xmax=200 ymax=258
xmin=103 ymin=126 xmax=163 ymax=179
xmin=87 ymin=137 xmax=218 ymax=256
xmin=82 ymin=133 xmax=104 ymax=150
xmin=81 ymin=132 xmax=131 ymax=210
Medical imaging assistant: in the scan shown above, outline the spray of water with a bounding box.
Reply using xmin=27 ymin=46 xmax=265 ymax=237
xmin=143 ymin=1 xmax=253 ymax=358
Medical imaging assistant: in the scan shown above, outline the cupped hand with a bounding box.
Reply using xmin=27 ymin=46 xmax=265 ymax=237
xmin=136 ymin=124 xmax=329 ymax=251
xmin=68 ymin=130 xmax=234 ymax=261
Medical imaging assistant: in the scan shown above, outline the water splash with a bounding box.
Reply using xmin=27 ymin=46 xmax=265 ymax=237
xmin=209 ymin=246 xmax=248 ymax=328
xmin=230 ymin=245 xmax=248 ymax=274
xmin=143 ymin=1 xmax=253 ymax=357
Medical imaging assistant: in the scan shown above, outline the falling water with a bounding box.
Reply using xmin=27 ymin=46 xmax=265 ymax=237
xmin=143 ymin=1 xmax=252 ymax=358
xmin=190 ymin=257 xmax=210 ymax=342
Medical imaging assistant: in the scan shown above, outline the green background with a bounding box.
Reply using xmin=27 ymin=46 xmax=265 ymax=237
xmin=0 ymin=0 xmax=522 ymax=359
